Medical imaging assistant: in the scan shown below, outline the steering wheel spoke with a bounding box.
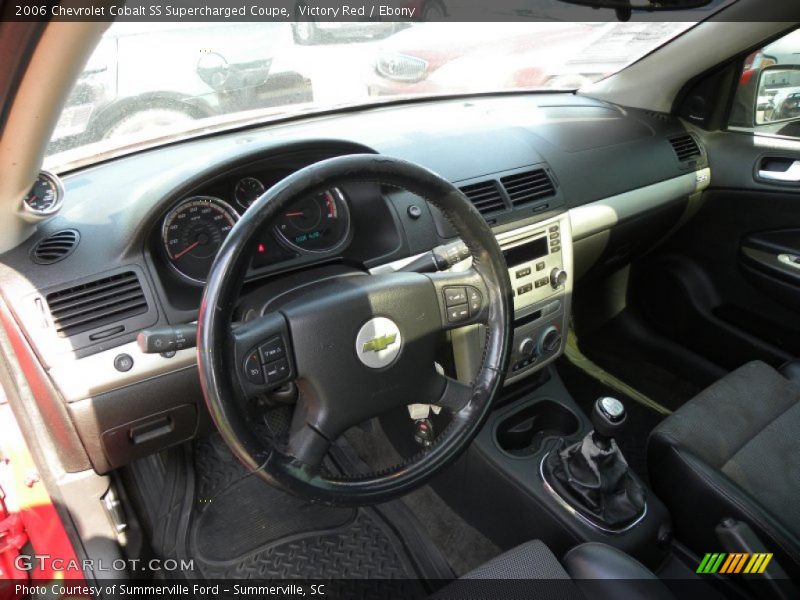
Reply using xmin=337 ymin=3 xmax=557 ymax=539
xmin=230 ymin=312 xmax=296 ymax=399
xmin=436 ymin=374 xmax=475 ymax=412
xmin=426 ymin=266 xmax=491 ymax=330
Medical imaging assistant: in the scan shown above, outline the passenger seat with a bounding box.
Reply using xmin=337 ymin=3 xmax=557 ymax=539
xmin=648 ymin=360 xmax=800 ymax=578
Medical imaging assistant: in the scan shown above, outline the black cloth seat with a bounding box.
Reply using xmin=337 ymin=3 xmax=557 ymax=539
xmin=648 ymin=360 xmax=800 ymax=577
xmin=435 ymin=540 xmax=673 ymax=600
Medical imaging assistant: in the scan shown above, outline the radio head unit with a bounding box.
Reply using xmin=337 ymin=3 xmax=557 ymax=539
xmin=501 ymin=222 xmax=566 ymax=312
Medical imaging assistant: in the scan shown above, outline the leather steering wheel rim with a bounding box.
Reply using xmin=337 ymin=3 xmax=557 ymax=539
xmin=197 ymin=154 xmax=513 ymax=505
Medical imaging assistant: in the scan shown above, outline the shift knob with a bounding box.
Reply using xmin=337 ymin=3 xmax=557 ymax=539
xmin=591 ymin=396 xmax=626 ymax=441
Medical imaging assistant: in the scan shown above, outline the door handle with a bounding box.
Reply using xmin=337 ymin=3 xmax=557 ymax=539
xmin=778 ymin=253 xmax=800 ymax=269
xmin=758 ymin=159 xmax=800 ymax=182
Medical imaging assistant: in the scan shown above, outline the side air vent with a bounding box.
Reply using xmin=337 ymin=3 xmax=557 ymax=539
xmin=459 ymin=180 xmax=506 ymax=216
xmin=500 ymin=169 xmax=556 ymax=207
xmin=31 ymin=229 xmax=80 ymax=265
xmin=669 ymin=134 xmax=702 ymax=162
xmin=46 ymin=271 xmax=148 ymax=338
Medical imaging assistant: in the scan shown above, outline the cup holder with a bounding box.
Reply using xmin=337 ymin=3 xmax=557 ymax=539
xmin=495 ymin=399 xmax=580 ymax=457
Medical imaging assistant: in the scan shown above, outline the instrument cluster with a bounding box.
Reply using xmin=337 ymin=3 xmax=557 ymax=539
xmin=160 ymin=174 xmax=352 ymax=285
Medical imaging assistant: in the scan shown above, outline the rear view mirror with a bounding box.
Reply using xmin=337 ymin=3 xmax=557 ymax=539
xmin=756 ymin=65 xmax=800 ymax=125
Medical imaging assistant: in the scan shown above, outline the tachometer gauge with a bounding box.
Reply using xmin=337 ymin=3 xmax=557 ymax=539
xmin=274 ymin=188 xmax=351 ymax=253
xmin=234 ymin=177 xmax=266 ymax=209
xmin=23 ymin=171 xmax=64 ymax=216
xmin=162 ymin=196 xmax=239 ymax=284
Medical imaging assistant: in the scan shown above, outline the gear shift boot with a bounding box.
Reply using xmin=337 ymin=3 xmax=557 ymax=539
xmin=542 ymin=397 xmax=646 ymax=530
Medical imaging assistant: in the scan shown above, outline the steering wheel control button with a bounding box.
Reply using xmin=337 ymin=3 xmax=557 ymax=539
xmin=259 ymin=336 xmax=286 ymax=363
xmin=444 ymin=286 xmax=468 ymax=306
xmin=356 ymin=317 xmax=402 ymax=369
xmin=264 ymin=358 xmax=290 ymax=384
xmin=447 ymin=304 xmax=470 ymax=324
xmin=467 ymin=287 xmax=482 ymax=314
xmin=243 ymin=351 xmax=265 ymax=384
xmin=407 ymin=204 xmax=422 ymax=219
xmin=113 ymin=353 xmax=134 ymax=372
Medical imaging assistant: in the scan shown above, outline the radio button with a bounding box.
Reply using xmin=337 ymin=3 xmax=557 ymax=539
xmin=536 ymin=261 xmax=546 ymax=271
xmin=515 ymin=266 xmax=531 ymax=278
xmin=549 ymin=232 xmax=560 ymax=240
xmin=444 ymin=287 xmax=468 ymax=307
xmin=549 ymin=225 xmax=559 ymax=233
xmin=517 ymin=283 xmax=533 ymax=295
xmin=551 ymin=245 xmax=561 ymax=253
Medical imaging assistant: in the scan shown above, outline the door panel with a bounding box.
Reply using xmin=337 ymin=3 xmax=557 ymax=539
xmin=630 ymin=131 xmax=800 ymax=371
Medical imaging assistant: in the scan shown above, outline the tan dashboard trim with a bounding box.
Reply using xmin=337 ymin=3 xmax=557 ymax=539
xmin=49 ymin=340 xmax=197 ymax=403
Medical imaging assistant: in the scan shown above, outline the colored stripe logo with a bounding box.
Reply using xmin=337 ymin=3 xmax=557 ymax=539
xmin=697 ymin=553 xmax=773 ymax=574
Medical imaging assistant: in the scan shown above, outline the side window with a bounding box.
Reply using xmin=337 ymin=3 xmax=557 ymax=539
xmin=730 ymin=28 xmax=800 ymax=138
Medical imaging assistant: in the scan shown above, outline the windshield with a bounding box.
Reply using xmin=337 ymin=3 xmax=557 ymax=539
xmin=46 ymin=21 xmax=695 ymax=167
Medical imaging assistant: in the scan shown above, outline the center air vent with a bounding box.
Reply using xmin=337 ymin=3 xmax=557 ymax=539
xmin=31 ymin=229 xmax=80 ymax=265
xmin=669 ymin=134 xmax=702 ymax=162
xmin=46 ymin=271 xmax=148 ymax=338
xmin=500 ymin=169 xmax=556 ymax=207
xmin=459 ymin=180 xmax=506 ymax=216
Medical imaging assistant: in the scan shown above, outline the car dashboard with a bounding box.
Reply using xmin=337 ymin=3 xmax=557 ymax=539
xmin=0 ymin=92 xmax=710 ymax=474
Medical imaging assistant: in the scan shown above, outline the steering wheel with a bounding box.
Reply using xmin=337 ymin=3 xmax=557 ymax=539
xmin=197 ymin=154 xmax=513 ymax=505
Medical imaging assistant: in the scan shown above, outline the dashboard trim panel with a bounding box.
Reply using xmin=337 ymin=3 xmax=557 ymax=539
xmin=45 ymin=168 xmax=710 ymax=404
xmin=569 ymin=168 xmax=710 ymax=241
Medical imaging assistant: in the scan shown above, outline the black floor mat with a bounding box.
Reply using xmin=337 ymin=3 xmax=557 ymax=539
xmin=128 ymin=431 xmax=452 ymax=594
xmin=556 ymin=357 xmax=665 ymax=481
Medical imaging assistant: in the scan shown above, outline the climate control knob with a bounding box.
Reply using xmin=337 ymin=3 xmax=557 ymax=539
xmin=539 ymin=326 xmax=562 ymax=355
xmin=518 ymin=337 xmax=536 ymax=357
xmin=550 ymin=268 xmax=568 ymax=289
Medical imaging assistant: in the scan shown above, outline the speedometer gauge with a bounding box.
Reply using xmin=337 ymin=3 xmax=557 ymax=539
xmin=274 ymin=188 xmax=351 ymax=252
xmin=162 ymin=196 xmax=239 ymax=284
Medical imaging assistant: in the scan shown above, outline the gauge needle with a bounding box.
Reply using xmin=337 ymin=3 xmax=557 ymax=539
xmin=172 ymin=240 xmax=200 ymax=261
xmin=285 ymin=211 xmax=305 ymax=217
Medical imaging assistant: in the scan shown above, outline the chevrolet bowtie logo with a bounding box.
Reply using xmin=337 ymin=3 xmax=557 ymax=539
xmin=362 ymin=333 xmax=398 ymax=353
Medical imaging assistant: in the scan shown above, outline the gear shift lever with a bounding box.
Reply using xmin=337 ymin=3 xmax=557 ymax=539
xmin=591 ymin=396 xmax=626 ymax=449
xmin=543 ymin=396 xmax=645 ymax=529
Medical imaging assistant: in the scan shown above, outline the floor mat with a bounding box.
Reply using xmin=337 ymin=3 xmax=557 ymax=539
xmin=556 ymin=357 xmax=665 ymax=481
xmin=128 ymin=431 xmax=452 ymax=594
xmin=344 ymin=423 xmax=502 ymax=577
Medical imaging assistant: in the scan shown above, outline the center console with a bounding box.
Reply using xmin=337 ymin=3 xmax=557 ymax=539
xmin=426 ymin=213 xmax=671 ymax=568
xmin=452 ymin=212 xmax=573 ymax=386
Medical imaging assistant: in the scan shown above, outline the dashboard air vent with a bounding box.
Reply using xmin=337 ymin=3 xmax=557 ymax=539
xmin=500 ymin=169 xmax=556 ymax=207
xmin=46 ymin=271 xmax=148 ymax=338
xmin=31 ymin=229 xmax=80 ymax=265
xmin=458 ymin=180 xmax=506 ymax=216
xmin=669 ymin=134 xmax=701 ymax=162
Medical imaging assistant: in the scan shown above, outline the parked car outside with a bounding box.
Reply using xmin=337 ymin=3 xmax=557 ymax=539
xmin=48 ymin=23 xmax=308 ymax=155
xmin=367 ymin=22 xmax=690 ymax=96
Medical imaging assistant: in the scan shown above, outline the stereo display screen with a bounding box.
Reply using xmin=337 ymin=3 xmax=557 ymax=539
xmin=502 ymin=237 xmax=548 ymax=267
